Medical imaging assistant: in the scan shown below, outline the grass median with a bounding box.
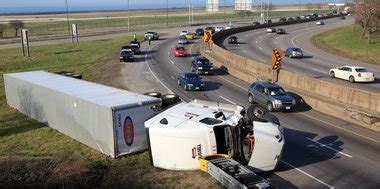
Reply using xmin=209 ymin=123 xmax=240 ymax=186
xmin=0 ymin=36 xmax=215 ymax=187
xmin=312 ymin=25 xmax=380 ymax=65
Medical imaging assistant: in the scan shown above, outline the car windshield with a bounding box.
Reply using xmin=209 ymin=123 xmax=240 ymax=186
xmin=176 ymin=47 xmax=185 ymax=50
xmin=186 ymin=74 xmax=201 ymax=80
xmin=147 ymin=32 xmax=155 ymax=34
xmin=268 ymin=87 xmax=287 ymax=96
xmin=355 ymin=68 xmax=368 ymax=72
xmin=121 ymin=51 xmax=132 ymax=55
xmin=197 ymin=58 xmax=210 ymax=64
xmin=292 ymin=48 xmax=301 ymax=52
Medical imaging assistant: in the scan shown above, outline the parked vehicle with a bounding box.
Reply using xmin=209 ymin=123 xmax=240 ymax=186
xmin=295 ymin=16 xmax=301 ymax=20
xmin=144 ymin=31 xmax=159 ymax=40
xmin=316 ymin=21 xmax=325 ymax=25
xmin=264 ymin=19 xmax=272 ymax=24
xmin=178 ymin=36 xmax=189 ymax=44
xmin=279 ymin=17 xmax=287 ymax=22
xmin=191 ymin=56 xmax=214 ymax=75
xmin=284 ymin=47 xmax=304 ymax=58
xmin=186 ymin=33 xmax=195 ymax=40
xmin=173 ymin=46 xmax=187 ymax=57
xmin=177 ymin=72 xmax=205 ymax=91
xmin=248 ymin=81 xmax=296 ymax=112
xmin=287 ymin=17 xmax=294 ymax=21
xmin=266 ymin=28 xmax=276 ymax=33
xmin=180 ymin=30 xmax=188 ymax=36
xmin=122 ymin=44 xmax=140 ymax=55
xmin=4 ymin=71 xmax=162 ymax=158
xmin=129 ymin=40 xmax=140 ymax=47
xmin=195 ymin=28 xmax=204 ymax=36
xmin=228 ymin=36 xmax=238 ymax=44
xmin=120 ymin=49 xmax=134 ymax=62
xmin=276 ymin=28 xmax=286 ymax=34
xmin=145 ymin=99 xmax=285 ymax=171
xmin=329 ymin=66 xmax=375 ymax=83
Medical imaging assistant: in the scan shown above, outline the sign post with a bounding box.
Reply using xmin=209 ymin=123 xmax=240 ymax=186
xmin=21 ymin=29 xmax=30 ymax=57
xmin=72 ymin=24 xmax=78 ymax=43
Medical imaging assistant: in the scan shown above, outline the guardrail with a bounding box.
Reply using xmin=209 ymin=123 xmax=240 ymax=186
xmin=200 ymin=14 xmax=380 ymax=128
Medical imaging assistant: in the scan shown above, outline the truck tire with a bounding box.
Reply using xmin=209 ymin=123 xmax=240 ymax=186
xmin=245 ymin=104 xmax=268 ymax=124
xmin=143 ymin=92 xmax=162 ymax=98
xmin=161 ymin=94 xmax=181 ymax=109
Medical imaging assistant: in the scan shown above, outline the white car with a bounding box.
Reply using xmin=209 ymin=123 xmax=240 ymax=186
xmin=215 ymin=26 xmax=224 ymax=32
xmin=180 ymin=30 xmax=188 ymax=36
xmin=329 ymin=66 xmax=375 ymax=83
xmin=266 ymin=28 xmax=276 ymax=33
xmin=316 ymin=21 xmax=325 ymax=25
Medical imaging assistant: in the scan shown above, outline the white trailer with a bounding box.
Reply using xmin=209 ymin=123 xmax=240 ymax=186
xmin=145 ymin=99 xmax=284 ymax=172
xmin=4 ymin=71 xmax=161 ymax=158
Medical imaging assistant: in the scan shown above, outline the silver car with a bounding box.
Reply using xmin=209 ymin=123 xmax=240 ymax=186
xmin=248 ymin=81 xmax=296 ymax=112
xmin=284 ymin=47 xmax=304 ymax=58
xmin=178 ymin=36 xmax=188 ymax=44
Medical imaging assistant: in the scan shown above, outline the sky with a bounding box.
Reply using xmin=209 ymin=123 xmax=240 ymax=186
xmin=0 ymin=0 xmax=341 ymax=13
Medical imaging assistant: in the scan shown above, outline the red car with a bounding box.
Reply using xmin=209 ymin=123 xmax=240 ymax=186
xmin=174 ymin=46 xmax=187 ymax=57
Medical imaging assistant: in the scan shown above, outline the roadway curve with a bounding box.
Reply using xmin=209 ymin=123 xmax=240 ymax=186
xmin=144 ymin=25 xmax=380 ymax=188
xmin=220 ymin=17 xmax=380 ymax=93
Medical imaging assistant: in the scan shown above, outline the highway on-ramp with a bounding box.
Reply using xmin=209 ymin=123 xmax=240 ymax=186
xmin=220 ymin=17 xmax=380 ymax=93
xmin=142 ymin=26 xmax=380 ymax=188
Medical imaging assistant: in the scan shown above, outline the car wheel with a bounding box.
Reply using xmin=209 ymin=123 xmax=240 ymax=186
xmin=248 ymin=94 xmax=254 ymax=103
xmin=329 ymin=71 xmax=335 ymax=78
xmin=143 ymin=92 xmax=162 ymax=98
xmin=349 ymin=76 xmax=355 ymax=83
xmin=245 ymin=104 xmax=268 ymax=124
xmin=267 ymin=102 xmax=274 ymax=112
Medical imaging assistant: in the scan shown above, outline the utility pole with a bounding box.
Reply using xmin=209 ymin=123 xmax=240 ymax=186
xmin=166 ymin=0 xmax=169 ymax=26
xmin=260 ymin=0 xmax=263 ymax=22
xmin=191 ymin=0 xmax=194 ymax=24
xmin=266 ymin=0 xmax=269 ymax=22
xmin=65 ymin=0 xmax=72 ymax=42
xmin=127 ymin=0 xmax=130 ymax=32
xmin=299 ymin=0 xmax=302 ymax=16
xmin=224 ymin=0 xmax=226 ymax=23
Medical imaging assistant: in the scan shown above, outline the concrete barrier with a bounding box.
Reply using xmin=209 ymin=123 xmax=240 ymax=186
xmin=200 ymin=14 xmax=380 ymax=129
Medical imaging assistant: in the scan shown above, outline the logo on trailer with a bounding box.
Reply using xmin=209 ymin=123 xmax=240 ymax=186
xmin=192 ymin=147 xmax=197 ymax=158
xmin=123 ymin=116 xmax=134 ymax=146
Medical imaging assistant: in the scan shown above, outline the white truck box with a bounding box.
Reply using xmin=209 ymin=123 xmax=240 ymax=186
xmin=4 ymin=71 xmax=161 ymax=158
xmin=145 ymin=100 xmax=284 ymax=171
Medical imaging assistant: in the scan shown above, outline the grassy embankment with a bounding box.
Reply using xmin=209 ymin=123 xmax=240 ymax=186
xmin=312 ymin=25 xmax=380 ymax=64
xmin=0 ymin=36 xmax=215 ymax=187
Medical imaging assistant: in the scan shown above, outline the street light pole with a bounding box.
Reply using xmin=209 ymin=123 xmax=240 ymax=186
xmin=299 ymin=0 xmax=302 ymax=16
xmin=127 ymin=0 xmax=130 ymax=32
xmin=65 ymin=0 xmax=72 ymax=42
xmin=224 ymin=0 xmax=226 ymax=23
xmin=166 ymin=0 xmax=169 ymax=26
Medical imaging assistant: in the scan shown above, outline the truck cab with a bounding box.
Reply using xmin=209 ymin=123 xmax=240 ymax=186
xmin=145 ymin=100 xmax=284 ymax=172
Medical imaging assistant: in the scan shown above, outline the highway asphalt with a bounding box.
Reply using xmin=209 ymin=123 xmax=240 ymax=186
xmin=220 ymin=17 xmax=380 ymax=93
xmin=142 ymin=25 xmax=380 ymax=188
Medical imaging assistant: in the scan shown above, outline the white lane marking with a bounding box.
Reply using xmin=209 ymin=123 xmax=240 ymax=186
xmin=255 ymin=40 xmax=258 ymax=44
xmin=219 ymin=95 xmax=236 ymax=105
xmin=170 ymin=59 xmax=175 ymax=64
xmin=243 ymin=50 xmax=247 ymax=53
xmin=274 ymin=41 xmax=277 ymax=45
xmin=306 ymin=138 xmax=353 ymax=158
xmin=171 ymin=76 xmax=175 ymax=80
xmin=281 ymin=160 xmax=335 ymax=189
xmin=311 ymin=68 xmax=326 ymax=74
xmin=145 ymin=42 xmax=173 ymax=93
xmin=259 ymin=46 xmax=264 ymax=50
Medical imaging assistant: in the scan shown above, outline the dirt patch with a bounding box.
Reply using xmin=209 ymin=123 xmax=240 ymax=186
xmin=95 ymin=56 xmax=129 ymax=90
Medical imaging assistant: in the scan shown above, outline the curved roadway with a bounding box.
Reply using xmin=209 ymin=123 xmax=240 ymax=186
xmin=221 ymin=17 xmax=380 ymax=93
xmin=142 ymin=23 xmax=380 ymax=188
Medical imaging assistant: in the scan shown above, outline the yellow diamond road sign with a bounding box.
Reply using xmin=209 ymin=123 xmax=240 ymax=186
xmin=204 ymin=31 xmax=212 ymax=43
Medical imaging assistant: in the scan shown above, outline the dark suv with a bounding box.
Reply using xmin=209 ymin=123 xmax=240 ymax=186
xmin=248 ymin=81 xmax=296 ymax=112
xmin=191 ymin=56 xmax=214 ymax=75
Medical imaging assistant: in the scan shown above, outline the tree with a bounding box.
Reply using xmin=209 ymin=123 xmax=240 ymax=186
xmin=353 ymin=0 xmax=380 ymax=43
xmin=9 ymin=20 xmax=24 ymax=37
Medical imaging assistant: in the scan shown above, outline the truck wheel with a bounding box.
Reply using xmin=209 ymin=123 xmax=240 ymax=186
xmin=245 ymin=104 xmax=268 ymax=124
xmin=143 ymin=92 xmax=162 ymax=98
xmin=161 ymin=94 xmax=181 ymax=109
